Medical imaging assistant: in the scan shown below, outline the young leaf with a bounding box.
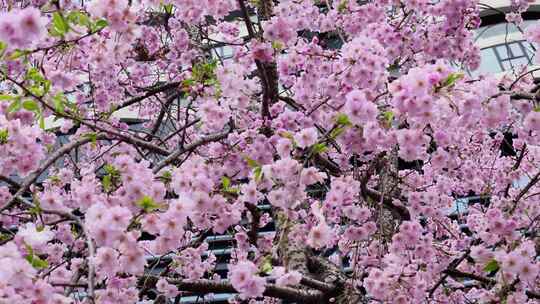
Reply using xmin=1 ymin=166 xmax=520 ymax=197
xmin=271 ymin=41 xmax=283 ymax=50
xmin=39 ymin=114 xmax=45 ymax=130
xmin=163 ymin=4 xmax=174 ymax=14
xmin=329 ymin=126 xmax=346 ymax=139
xmin=83 ymin=132 xmax=98 ymax=147
xmin=24 ymin=244 xmax=49 ymax=269
xmin=335 ymin=113 xmax=351 ymax=126
xmin=7 ymin=99 xmax=21 ymax=113
xmin=0 ymin=94 xmax=13 ymax=101
xmin=8 ymin=49 xmax=30 ymax=60
xmin=441 ymin=72 xmax=464 ymax=88
xmin=67 ymin=11 xmax=91 ymax=29
xmin=0 ymin=41 xmax=6 ymax=58
xmin=253 ymin=166 xmax=263 ymax=182
xmin=22 ymin=100 xmax=39 ymax=112
xmin=104 ymin=164 xmax=118 ymax=175
xmin=52 ymin=12 xmax=70 ymax=35
xmin=483 ymin=259 xmax=499 ymax=273
xmin=102 ymin=174 xmax=112 ymax=192
xmin=53 ymin=92 xmax=66 ymax=114
xmin=222 ymin=176 xmax=231 ymax=189
xmin=92 ymin=19 xmax=108 ymax=32
xmin=159 ymin=170 xmax=172 ymax=184
xmin=136 ymin=196 xmax=160 ymax=212
xmin=0 ymin=129 xmax=8 ymax=144
xmin=259 ymin=255 xmax=273 ymax=275
xmin=311 ymin=143 xmax=328 ymax=154
xmin=244 ymin=156 xmax=260 ymax=168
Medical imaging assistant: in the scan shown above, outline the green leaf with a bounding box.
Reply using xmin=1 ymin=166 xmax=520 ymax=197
xmin=22 ymin=100 xmax=39 ymax=111
xmin=221 ymin=176 xmax=231 ymax=189
xmin=24 ymin=244 xmax=49 ymax=269
xmin=102 ymin=164 xmax=120 ymax=192
xmin=271 ymin=41 xmax=283 ymax=51
xmin=104 ymin=164 xmax=117 ymax=174
xmin=192 ymin=60 xmax=218 ymax=84
xmin=7 ymin=99 xmax=21 ymax=113
xmin=381 ymin=110 xmax=394 ymax=128
xmin=0 ymin=129 xmax=8 ymax=144
xmin=163 ymin=4 xmax=174 ymax=14
xmin=49 ymin=26 xmax=64 ymax=37
xmin=311 ymin=143 xmax=328 ymax=154
xmin=136 ymin=196 xmax=160 ymax=212
xmin=259 ymin=255 xmax=273 ymax=275
xmin=26 ymin=68 xmax=45 ymax=82
xmin=25 ymin=68 xmax=50 ymax=96
xmin=483 ymin=259 xmax=499 ymax=273
xmin=102 ymin=174 xmax=112 ymax=192
xmin=49 ymin=175 xmax=62 ymax=185
xmin=92 ymin=19 xmax=108 ymax=32
xmin=52 ymin=92 xmax=66 ymax=114
xmin=383 ymin=110 xmax=394 ymax=121
xmin=253 ymin=166 xmax=263 ymax=182
xmin=67 ymin=11 xmax=91 ymax=28
xmin=244 ymin=156 xmax=260 ymax=168
xmin=0 ymin=94 xmax=13 ymax=101
xmin=441 ymin=72 xmax=464 ymax=88
xmin=182 ymin=78 xmax=195 ymax=87
xmin=39 ymin=114 xmax=45 ymax=129
xmin=338 ymin=0 xmax=348 ymax=13
xmin=7 ymin=49 xmax=30 ymax=60
xmin=277 ymin=131 xmax=294 ymax=140
xmin=159 ymin=170 xmax=172 ymax=184
xmin=329 ymin=126 xmax=346 ymax=139
xmin=0 ymin=41 xmax=6 ymax=58
xmin=52 ymin=12 xmax=70 ymax=35
xmin=335 ymin=113 xmax=351 ymax=126
xmin=83 ymin=132 xmax=98 ymax=147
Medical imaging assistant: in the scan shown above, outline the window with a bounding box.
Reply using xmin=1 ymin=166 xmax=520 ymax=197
xmin=470 ymin=40 xmax=537 ymax=76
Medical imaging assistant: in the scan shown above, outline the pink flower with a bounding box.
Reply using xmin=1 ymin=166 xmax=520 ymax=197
xmin=263 ymin=17 xmax=297 ymax=45
xmin=294 ymin=127 xmax=318 ymax=148
xmin=0 ymin=8 xmax=47 ymax=49
xmin=16 ymin=223 xmax=54 ymax=251
xmin=276 ymin=138 xmax=293 ymax=158
xmin=307 ymin=221 xmax=331 ymax=249
xmin=156 ymin=278 xmax=179 ymax=298
xmin=523 ymin=111 xmax=540 ymax=132
xmin=275 ymin=270 xmax=302 ymax=287
xmin=18 ymin=8 xmax=46 ymax=38
xmin=267 ymin=188 xmax=288 ymax=209
xmin=300 ymin=167 xmax=326 ymax=186
xmin=344 ymin=90 xmax=378 ymax=125
xmin=230 ymin=261 xmax=265 ymax=299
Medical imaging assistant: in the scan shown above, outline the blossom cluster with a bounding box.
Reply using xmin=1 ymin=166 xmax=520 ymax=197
xmin=0 ymin=7 xmax=47 ymax=50
xmin=0 ymin=0 xmax=539 ymax=304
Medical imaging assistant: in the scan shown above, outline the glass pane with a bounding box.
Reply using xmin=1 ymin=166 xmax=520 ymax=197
xmin=508 ymin=56 xmax=529 ymax=68
xmin=509 ymin=43 xmax=524 ymax=57
xmin=523 ymin=42 xmax=536 ymax=58
xmin=475 ymin=48 xmax=502 ymax=75
xmin=496 ymin=45 xmax=510 ymax=59
xmin=222 ymin=46 xmax=234 ymax=58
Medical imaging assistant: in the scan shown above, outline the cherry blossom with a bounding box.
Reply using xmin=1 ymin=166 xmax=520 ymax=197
xmin=0 ymin=1 xmax=538 ymax=303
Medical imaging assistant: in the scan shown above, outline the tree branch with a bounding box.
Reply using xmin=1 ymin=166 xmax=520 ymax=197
xmin=117 ymin=81 xmax=180 ymax=110
xmin=509 ymin=170 xmax=540 ymax=214
xmin=0 ymin=134 xmax=108 ymax=212
xmin=152 ymin=128 xmax=231 ymax=173
xmin=141 ymin=276 xmax=325 ymax=303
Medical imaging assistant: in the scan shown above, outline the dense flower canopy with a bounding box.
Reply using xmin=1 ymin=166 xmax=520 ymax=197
xmin=0 ymin=0 xmax=539 ymax=303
